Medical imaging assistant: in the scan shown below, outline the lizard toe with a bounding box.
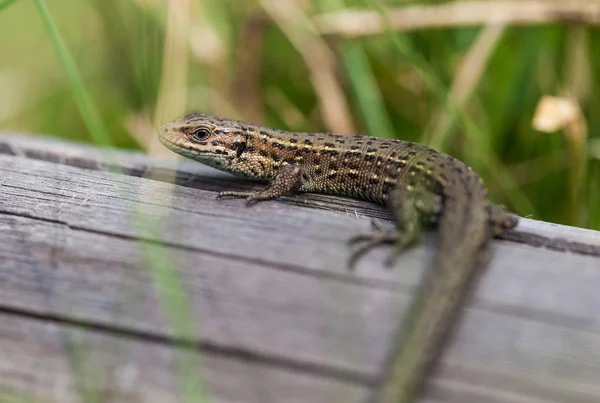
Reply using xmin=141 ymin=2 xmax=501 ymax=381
xmin=347 ymin=231 xmax=397 ymax=268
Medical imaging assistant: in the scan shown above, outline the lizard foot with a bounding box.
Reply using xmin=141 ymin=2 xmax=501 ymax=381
xmin=217 ymin=191 xmax=262 ymax=206
xmin=348 ymin=219 xmax=416 ymax=268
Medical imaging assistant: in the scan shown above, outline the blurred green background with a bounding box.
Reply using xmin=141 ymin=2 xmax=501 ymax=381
xmin=1 ymin=0 xmax=599 ymax=229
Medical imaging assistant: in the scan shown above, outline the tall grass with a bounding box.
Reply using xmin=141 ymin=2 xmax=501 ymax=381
xmin=2 ymin=0 xmax=597 ymax=228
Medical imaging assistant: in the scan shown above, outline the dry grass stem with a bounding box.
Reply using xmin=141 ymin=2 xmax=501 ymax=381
xmin=423 ymin=24 xmax=505 ymax=148
xmin=233 ymin=13 xmax=267 ymax=123
xmin=188 ymin=7 xmax=232 ymax=118
xmin=150 ymin=0 xmax=192 ymax=156
xmin=265 ymin=87 xmax=310 ymax=128
xmin=315 ymin=0 xmax=600 ymax=37
xmin=508 ymin=149 xmax=568 ymax=187
xmin=260 ymin=0 xmax=356 ymax=134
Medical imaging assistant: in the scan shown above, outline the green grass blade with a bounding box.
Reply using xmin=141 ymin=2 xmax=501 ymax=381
xmin=0 ymin=0 xmax=17 ymax=12
xmin=33 ymin=0 xmax=111 ymax=147
xmin=341 ymin=41 xmax=396 ymax=138
xmin=32 ymin=2 xmax=208 ymax=401
xmin=317 ymin=0 xmax=395 ymax=138
xmin=363 ymin=0 xmax=534 ymax=214
xmin=136 ymin=222 xmax=210 ymax=403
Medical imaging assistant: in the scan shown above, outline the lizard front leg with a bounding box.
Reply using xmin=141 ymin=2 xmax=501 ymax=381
xmin=217 ymin=164 xmax=303 ymax=206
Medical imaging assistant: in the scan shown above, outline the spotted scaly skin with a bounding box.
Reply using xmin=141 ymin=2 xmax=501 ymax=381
xmin=159 ymin=113 xmax=519 ymax=403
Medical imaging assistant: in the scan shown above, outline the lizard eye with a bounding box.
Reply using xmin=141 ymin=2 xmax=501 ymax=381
xmin=188 ymin=127 xmax=211 ymax=141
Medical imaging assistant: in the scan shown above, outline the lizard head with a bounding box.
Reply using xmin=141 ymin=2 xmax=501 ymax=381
xmin=158 ymin=113 xmax=249 ymax=170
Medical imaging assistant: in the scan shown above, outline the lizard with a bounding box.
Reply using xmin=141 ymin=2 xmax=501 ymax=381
xmin=158 ymin=113 xmax=519 ymax=402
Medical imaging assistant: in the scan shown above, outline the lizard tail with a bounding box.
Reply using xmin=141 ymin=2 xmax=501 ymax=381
xmin=376 ymin=176 xmax=491 ymax=403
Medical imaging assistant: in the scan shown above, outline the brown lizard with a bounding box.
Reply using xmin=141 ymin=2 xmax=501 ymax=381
xmin=158 ymin=113 xmax=519 ymax=402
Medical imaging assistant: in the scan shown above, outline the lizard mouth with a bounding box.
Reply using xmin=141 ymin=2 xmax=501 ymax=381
xmin=158 ymin=127 xmax=208 ymax=155
xmin=158 ymin=130 xmax=232 ymax=169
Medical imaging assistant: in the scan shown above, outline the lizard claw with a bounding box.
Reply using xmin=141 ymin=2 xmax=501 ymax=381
xmin=347 ymin=222 xmax=398 ymax=268
xmin=245 ymin=196 xmax=259 ymax=206
xmin=384 ymin=249 xmax=401 ymax=267
xmin=348 ymin=219 xmax=391 ymax=245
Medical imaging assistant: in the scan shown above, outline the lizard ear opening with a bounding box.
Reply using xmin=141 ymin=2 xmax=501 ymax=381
xmin=236 ymin=141 xmax=247 ymax=158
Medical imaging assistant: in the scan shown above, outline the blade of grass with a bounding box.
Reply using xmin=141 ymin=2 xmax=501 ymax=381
xmin=563 ymin=27 xmax=591 ymax=226
xmin=344 ymin=43 xmax=396 ymax=138
xmin=339 ymin=42 xmax=397 ymax=137
xmin=0 ymin=0 xmax=17 ymax=12
xmin=0 ymin=388 xmax=48 ymax=403
xmin=33 ymin=2 xmax=208 ymax=401
xmin=317 ymin=0 xmax=395 ymax=138
xmin=260 ymin=0 xmax=356 ymax=134
xmin=33 ymin=0 xmax=111 ymax=147
xmin=64 ymin=333 xmax=104 ymax=403
xmin=138 ymin=0 xmax=209 ymax=399
xmin=135 ymin=224 xmax=210 ymax=403
xmin=150 ymin=0 xmax=191 ymax=155
xmin=423 ymin=24 xmax=505 ymax=150
xmin=234 ymin=12 xmax=266 ymax=122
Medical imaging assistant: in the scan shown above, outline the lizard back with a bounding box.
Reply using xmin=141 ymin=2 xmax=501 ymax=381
xmin=159 ymin=113 xmax=515 ymax=230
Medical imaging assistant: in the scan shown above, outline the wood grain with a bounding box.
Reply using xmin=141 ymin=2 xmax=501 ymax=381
xmin=0 ymin=134 xmax=599 ymax=403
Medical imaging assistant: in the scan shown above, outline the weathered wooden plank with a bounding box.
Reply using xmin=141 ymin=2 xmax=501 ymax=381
xmin=1 ymin=134 xmax=600 ymax=402
xmin=0 ymin=312 xmax=367 ymax=403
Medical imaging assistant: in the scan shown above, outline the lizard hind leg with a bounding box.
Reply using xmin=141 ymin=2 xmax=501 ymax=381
xmin=348 ymin=186 xmax=442 ymax=268
xmin=486 ymin=203 xmax=519 ymax=236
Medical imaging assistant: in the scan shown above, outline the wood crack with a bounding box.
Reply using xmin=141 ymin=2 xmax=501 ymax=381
xmin=0 ymin=305 xmax=374 ymax=387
